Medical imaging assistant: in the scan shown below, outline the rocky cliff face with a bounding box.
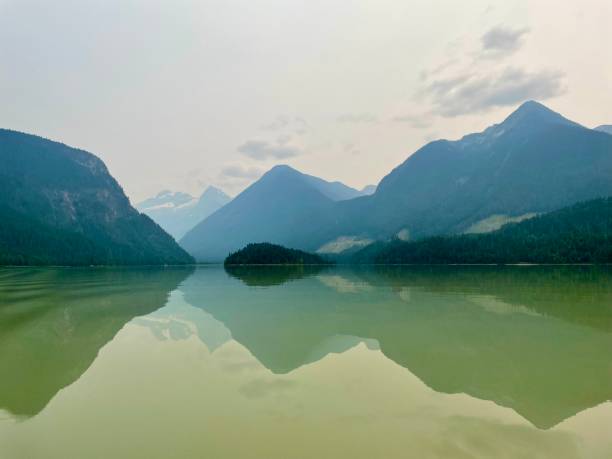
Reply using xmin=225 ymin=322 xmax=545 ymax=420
xmin=0 ymin=129 xmax=194 ymax=265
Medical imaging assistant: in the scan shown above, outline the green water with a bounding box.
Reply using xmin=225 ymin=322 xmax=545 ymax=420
xmin=0 ymin=265 xmax=611 ymax=458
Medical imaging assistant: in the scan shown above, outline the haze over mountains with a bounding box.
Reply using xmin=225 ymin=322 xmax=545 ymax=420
xmin=180 ymin=166 xmax=373 ymax=262
xmin=0 ymin=130 xmax=193 ymax=265
xmin=0 ymin=100 xmax=610 ymax=266
xmin=330 ymin=101 xmax=612 ymax=241
xmin=137 ymin=186 xmax=231 ymax=240
xmin=181 ymin=101 xmax=612 ymax=262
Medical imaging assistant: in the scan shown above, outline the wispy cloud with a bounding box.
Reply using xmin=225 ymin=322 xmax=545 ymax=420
xmin=425 ymin=67 xmax=565 ymax=117
xmin=413 ymin=22 xmax=565 ymax=118
xmin=237 ymin=139 xmax=304 ymax=160
xmin=481 ymin=26 xmax=529 ymax=58
xmin=220 ymin=163 xmax=264 ymax=180
xmin=261 ymin=115 xmax=308 ymax=135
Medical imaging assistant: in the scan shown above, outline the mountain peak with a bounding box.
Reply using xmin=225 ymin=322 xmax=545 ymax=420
xmin=262 ymin=165 xmax=365 ymax=202
xmin=516 ymin=100 xmax=549 ymax=112
xmin=269 ymin=164 xmax=297 ymax=174
xmin=501 ymin=100 xmax=578 ymax=130
xmin=201 ymin=186 xmax=229 ymax=199
xmin=156 ymin=189 xmax=173 ymax=198
xmin=456 ymin=101 xmax=580 ymax=148
xmin=260 ymin=164 xmax=303 ymax=182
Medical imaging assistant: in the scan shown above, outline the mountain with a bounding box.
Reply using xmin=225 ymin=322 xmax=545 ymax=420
xmin=137 ymin=186 xmax=231 ymax=240
xmin=180 ymin=165 xmax=359 ymax=261
xmin=595 ymin=125 xmax=612 ymax=135
xmin=353 ymin=197 xmax=612 ymax=264
xmin=180 ymin=101 xmax=612 ymax=260
xmin=301 ymin=173 xmax=367 ymax=201
xmin=0 ymin=129 xmax=194 ymax=265
xmin=309 ymin=101 xmax=612 ymax=249
xmin=360 ymin=184 xmax=377 ymax=195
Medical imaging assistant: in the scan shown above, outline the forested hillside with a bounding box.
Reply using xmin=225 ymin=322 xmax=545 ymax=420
xmin=354 ymin=198 xmax=612 ymax=264
xmin=0 ymin=129 xmax=194 ymax=265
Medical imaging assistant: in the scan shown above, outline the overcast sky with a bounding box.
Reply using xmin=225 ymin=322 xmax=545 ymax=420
xmin=1 ymin=0 xmax=611 ymax=202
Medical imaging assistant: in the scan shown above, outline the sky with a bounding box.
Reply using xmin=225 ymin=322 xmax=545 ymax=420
xmin=1 ymin=0 xmax=611 ymax=202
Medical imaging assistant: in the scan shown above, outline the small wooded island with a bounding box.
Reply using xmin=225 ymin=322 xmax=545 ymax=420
xmin=224 ymin=243 xmax=330 ymax=265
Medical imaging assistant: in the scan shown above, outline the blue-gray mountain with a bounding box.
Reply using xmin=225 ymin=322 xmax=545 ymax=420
xmin=137 ymin=186 xmax=231 ymax=240
xmin=596 ymin=125 xmax=612 ymax=135
xmin=181 ymin=101 xmax=612 ymax=262
xmin=0 ymin=129 xmax=193 ymax=265
xmin=180 ymin=166 xmax=372 ymax=261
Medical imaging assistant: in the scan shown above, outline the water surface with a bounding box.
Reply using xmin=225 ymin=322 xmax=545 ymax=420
xmin=0 ymin=265 xmax=611 ymax=458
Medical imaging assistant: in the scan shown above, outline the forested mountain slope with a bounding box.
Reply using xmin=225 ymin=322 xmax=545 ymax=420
xmin=0 ymin=129 xmax=193 ymax=265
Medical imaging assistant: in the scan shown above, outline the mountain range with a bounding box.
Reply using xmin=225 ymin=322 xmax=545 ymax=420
xmin=0 ymin=129 xmax=193 ymax=265
xmin=180 ymin=166 xmax=376 ymax=261
xmin=181 ymin=101 xmax=612 ymax=262
xmin=1 ymin=100 xmax=610 ymax=265
xmin=137 ymin=186 xmax=231 ymax=240
xmin=596 ymin=125 xmax=612 ymax=135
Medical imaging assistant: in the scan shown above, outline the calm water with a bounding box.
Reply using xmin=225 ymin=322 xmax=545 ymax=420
xmin=0 ymin=265 xmax=611 ymax=458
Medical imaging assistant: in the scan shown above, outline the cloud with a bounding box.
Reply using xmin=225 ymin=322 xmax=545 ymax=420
xmin=261 ymin=115 xmax=308 ymax=135
xmin=237 ymin=139 xmax=304 ymax=160
xmin=220 ymin=163 xmax=264 ymax=180
xmin=419 ymin=58 xmax=460 ymax=81
xmin=390 ymin=114 xmax=432 ymax=129
xmin=337 ymin=113 xmax=378 ymax=123
xmin=425 ymin=67 xmax=565 ymax=117
xmin=481 ymin=26 xmax=529 ymax=57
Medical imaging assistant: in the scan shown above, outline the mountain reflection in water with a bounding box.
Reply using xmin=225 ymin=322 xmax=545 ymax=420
xmin=185 ymin=265 xmax=612 ymax=429
xmin=0 ymin=265 xmax=611 ymax=459
xmin=0 ymin=267 xmax=193 ymax=417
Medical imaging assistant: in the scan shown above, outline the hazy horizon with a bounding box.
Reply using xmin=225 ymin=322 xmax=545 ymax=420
xmin=1 ymin=0 xmax=611 ymax=202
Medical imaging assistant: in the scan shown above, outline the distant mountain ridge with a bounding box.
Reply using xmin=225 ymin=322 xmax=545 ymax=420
xmin=137 ymin=186 xmax=231 ymax=240
xmin=595 ymin=125 xmax=612 ymax=135
xmin=180 ymin=101 xmax=612 ymax=262
xmin=0 ymin=129 xmax=193 ymax=265
xmin=360 ymin=184 xmax=377 ymax=195
xmin=327 ymin=100 xmax=610 ymax=242
xmin=180 ymin=165 xmax=365 ymax=261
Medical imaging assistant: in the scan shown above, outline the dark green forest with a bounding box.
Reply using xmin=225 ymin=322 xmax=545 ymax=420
xmin=0 ymin=129 xmax=193 ymax=266
xmin=0 ymin=204 xmax=192 ymax=266
xmin=225 ymin=243 xmax=330 ymax=265
xmin=353 ymin=198 xmax=612 ymax=264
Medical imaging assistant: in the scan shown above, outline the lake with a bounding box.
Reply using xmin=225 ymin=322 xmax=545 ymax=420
xmin=0 ymin=265 xmax=611 ymax=458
